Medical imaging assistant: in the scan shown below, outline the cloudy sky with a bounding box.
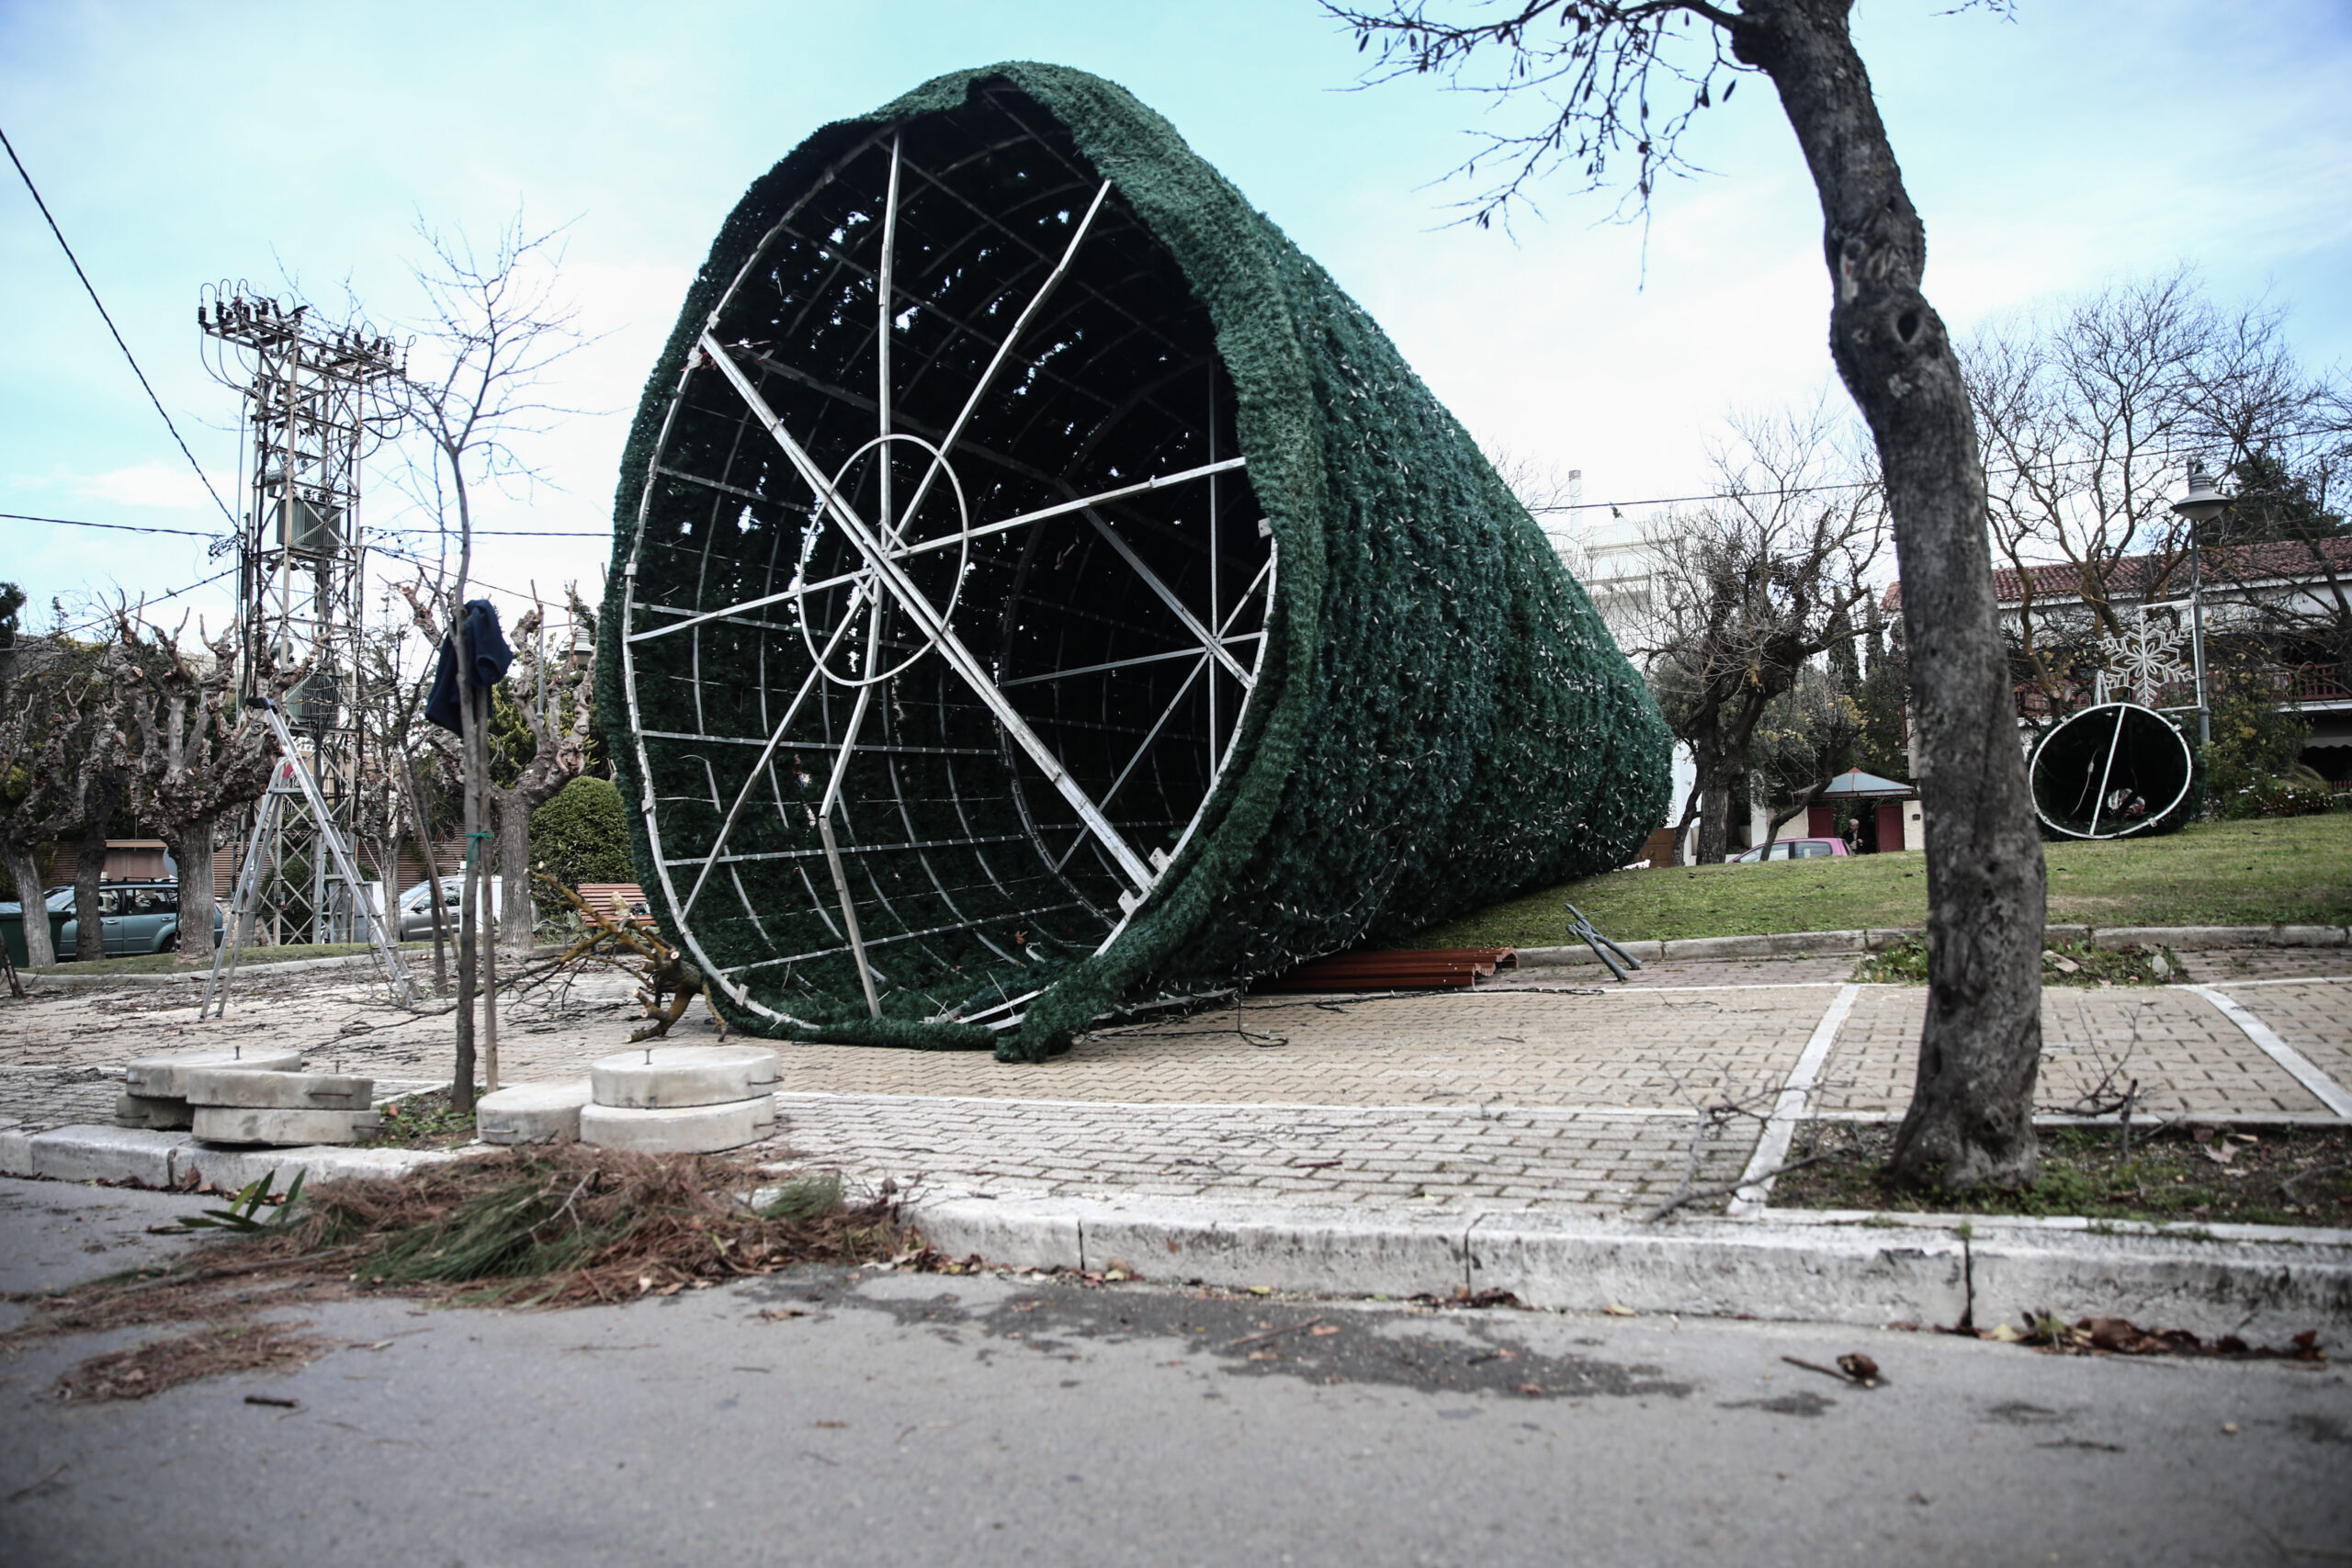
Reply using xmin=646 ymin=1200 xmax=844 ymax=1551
xmin=3 ymin=0 xmax=2347 ymax=643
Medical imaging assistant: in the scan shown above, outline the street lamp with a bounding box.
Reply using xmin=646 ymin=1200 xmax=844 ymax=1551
xmin=2171 ymin=465 xmax=2230 ymax=747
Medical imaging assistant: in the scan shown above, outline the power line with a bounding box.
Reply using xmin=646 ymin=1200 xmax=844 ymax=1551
xmin=369 ymin=543 xmax=543 ymax=605
xmin=1529 ymin=439 xmax=2328 ymax=518
xmin=6 ymin=510 xmax=605 ymax=541
xmin=3 ymin=511 xmax=216 ymax=539
xmin=0 ymin=121 xmax=239 ymax=536
xmin=379 ymin=527 xmax=607 ymax=538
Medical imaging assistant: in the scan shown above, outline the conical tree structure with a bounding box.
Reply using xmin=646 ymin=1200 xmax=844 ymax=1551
xmin=600 ymin=62 xmax=1669 ymax=1061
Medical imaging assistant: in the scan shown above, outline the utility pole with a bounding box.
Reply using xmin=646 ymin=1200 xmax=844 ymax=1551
xmin=198 ymin=288 xmax=401 ymax=943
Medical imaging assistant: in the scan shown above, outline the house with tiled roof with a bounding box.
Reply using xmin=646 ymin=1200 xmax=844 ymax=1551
xmin=1881 ymin=536 xmax=2352 ymax=776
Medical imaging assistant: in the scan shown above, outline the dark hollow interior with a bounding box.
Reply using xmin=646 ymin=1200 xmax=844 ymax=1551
xmin=625 ymin=83 xmax=1272 ymax=1029
xmin=2032 ymin=705 xmax=2194 ymax=837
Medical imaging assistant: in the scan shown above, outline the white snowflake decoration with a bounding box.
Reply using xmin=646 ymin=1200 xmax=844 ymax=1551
xmin=2098 ymin=618 xmax=2191 ymax=705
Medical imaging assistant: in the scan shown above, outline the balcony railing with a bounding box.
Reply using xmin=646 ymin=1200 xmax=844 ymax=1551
xmin=2012 ymin=664 xmax=2351 ymax=717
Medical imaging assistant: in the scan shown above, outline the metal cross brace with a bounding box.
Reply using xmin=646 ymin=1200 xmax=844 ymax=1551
xmin=1564 ymin=900 xmax=1642 ymax=984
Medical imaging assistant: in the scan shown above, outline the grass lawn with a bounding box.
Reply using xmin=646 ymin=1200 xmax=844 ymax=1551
xmin=29 ymin=941 xmax=434 ymax=978
xmin=1775 ymin=1122 xmax=2352 ymax=1228
xmin=1402 ymin=814 xmax=2352 ymax=948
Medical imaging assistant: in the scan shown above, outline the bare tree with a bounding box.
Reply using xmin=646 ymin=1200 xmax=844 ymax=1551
xmin=391 ymin=209 xmax=591 ymax=1107
xmin=1635 ymin=403 xmax=1883 ymax=863
xmin=1961 ymin=271 xmax=2345 ymax=708
xmin=1328 ymin=0 xmax=2052 ymax=1190
xmin=110 ymin=615 xmax=293 ymax=967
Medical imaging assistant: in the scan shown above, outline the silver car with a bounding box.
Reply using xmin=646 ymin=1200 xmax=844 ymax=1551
xmin=396 ymin=876 xmax=503 ymax=941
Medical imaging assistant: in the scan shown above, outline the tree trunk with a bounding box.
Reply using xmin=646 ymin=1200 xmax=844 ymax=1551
xmin=73 ymin=809 xmax=108 ymax=962
xmin=4 ymin=843 xmax=55 ymax=966
xmin=455 ymin=693 xmax=481 ymax=1112
xmin=493 ymin=791 xmax=535 ymax=953
xmin=1667 ymin=785 xmax=1702 ymax=867
xmin=1694 ymin=778 xmax=1730 ymax=864
xmin=470 ymin=688 xmax=502 ymax=1094
xmin=1738 ymin=0 xmax=2047 ymax=1189
xmin=170 ymin=820 xmax=218 ymax=967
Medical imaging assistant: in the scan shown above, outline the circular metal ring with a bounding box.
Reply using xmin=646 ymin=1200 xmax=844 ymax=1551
xmin=795 ymin=431 xmax=972 ymax=689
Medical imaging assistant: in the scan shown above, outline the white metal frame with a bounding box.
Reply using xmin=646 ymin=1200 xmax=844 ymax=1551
xmin=2029 ymin=701 xmax=2197 ymax=840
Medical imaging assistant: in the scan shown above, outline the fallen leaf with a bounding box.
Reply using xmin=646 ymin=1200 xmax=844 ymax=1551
xmin=814 ymin=1420 xmax=848 ymax=1429
xmin=2202 ymin=1144 xmax=2237 ymax=1167
xmin=1987 ymin=1323 xmax=2024 ymax=1343
xmin=1603 ymin=1303 xmax=1635 ymax=1317
xmin=2220 ymin=1422 xmax=2240 ymax=1436
xmin=1309 ymin=1325 xmax=1343 ymax=1337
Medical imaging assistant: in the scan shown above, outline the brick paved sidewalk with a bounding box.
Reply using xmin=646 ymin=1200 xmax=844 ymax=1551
xmin=3 ymin=950 xmax=2344 ymax=1220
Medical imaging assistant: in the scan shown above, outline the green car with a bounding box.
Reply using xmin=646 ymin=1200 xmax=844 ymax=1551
xmin=0 ymin=881 xmax=220 ymax=964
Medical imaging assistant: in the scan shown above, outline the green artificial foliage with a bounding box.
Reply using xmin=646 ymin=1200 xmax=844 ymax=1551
xmin=528 ymin=776 xmax=633 ymax=889
xmin=598 ymin=63 xmax=1670 ymax=1059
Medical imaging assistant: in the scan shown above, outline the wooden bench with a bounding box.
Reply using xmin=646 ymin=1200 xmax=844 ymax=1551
xmin=1254 ymin=946 xmax=1518 ymax=993
xmin=576 ymin=883 xmax=655 ymax=930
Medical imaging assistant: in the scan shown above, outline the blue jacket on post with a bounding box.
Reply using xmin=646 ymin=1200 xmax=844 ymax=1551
xmin=424 ymin=599 xmax=514 ymax=734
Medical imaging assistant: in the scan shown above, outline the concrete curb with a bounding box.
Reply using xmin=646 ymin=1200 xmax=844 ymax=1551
xmin=0 ymin=1122 xmax=478 ymax=1190
xmin=19 ymin=943 xmax=563 ymax=988
xmin=22 ymin=953 xmax=401 ymax=988
xmin=1514 ymin=923 xmax=2352 ymax=968
xmin=6 ymin=1123 xmax=2345 ymax=1341
xmin=903 ymin=1191 xmax=2352 ymax=1344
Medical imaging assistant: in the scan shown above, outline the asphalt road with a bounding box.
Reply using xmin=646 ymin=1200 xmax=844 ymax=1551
xmin=2 ymin=1178 xmax=2346 ymax=1568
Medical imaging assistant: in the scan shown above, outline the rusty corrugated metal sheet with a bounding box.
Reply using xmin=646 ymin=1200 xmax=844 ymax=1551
xmin=1253 ymin=946 xmax=1518 ymax=993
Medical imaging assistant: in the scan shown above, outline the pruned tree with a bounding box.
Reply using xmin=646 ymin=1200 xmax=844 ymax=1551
xmin=1329 ymin=0 xmax=2052 ymax=1189
xmin=0 ymin=604 xmax=117 ymax=968
xmin=1635 ymin=403 xmax=1883 ymax=863
xmin=65 ymin=739 xmax=128 ymax=964
xmin=110 ymin=615 xmax=293 ymax=966
xmin=356 ymin=603 xmax=457 ymax=989
xmin=399 ymin=581 xmax=595 ymax=952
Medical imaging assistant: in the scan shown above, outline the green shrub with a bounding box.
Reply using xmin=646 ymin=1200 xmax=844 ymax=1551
xmin=2220 ymin=777 xmax=2348 ymax=820
xmin=2201 ymin=680 xmax=2309 ymax=804
xmin=529 ymin=776 xmax=632 ymax=889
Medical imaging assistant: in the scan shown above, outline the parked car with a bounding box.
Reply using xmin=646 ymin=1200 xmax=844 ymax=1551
xmin=0 ymin=881 xmax=221 ymax=963
xmin=1730 ymin=838 xmax=1850 ymax=863
xmin=396 ymin=875 xmax=503 ymax=942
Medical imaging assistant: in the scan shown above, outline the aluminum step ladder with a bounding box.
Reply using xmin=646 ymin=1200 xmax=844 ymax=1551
xmin=199 ymin=699 xmax=419 ymax=1018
